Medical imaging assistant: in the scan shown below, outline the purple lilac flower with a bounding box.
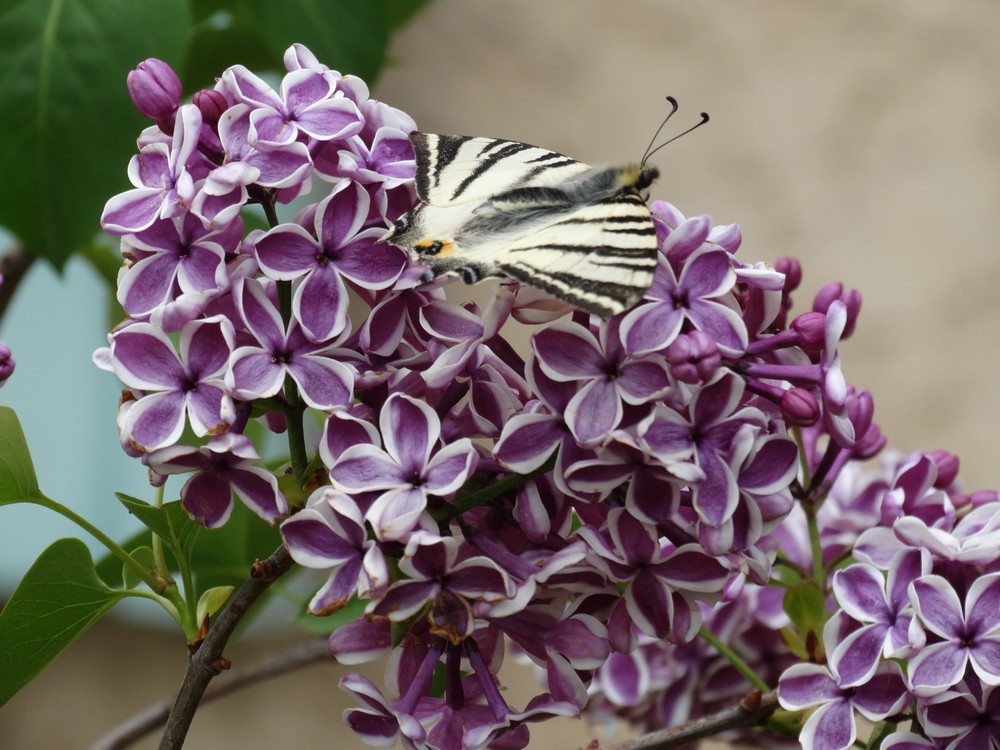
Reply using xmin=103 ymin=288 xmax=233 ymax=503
xmin=531 ymin=318 xmax=671 ymax=445
xmin=226 ymin=277 xmax=356 ymax=410
xmin=639 ymin=370 xmax=768 ymax=527
xmin=907 ymin=572 xmax=1000 ymax=697
xmin=145 ymin=433 xmax=287 ymax=527
xmin=778 ymin=657 xmax=910 ymax=750
xmin=621 ymin=236 xmax=747 ymax=356
xmin=108 ymin=316 xmax=234 ymax=451
xmin=127 ymin=58 xmax=182 ymax=131
xmin=577 ymin=507 xmax=730 ymax=641
xmin=369 ymin=532 xmax=516 ymax=644
xmin=219 ymin=64 xmax=363 ymax=148
xmin=253 ymin=180 xmax=406 ymax=342
xmin=329 ymin=393 xmax=478 ymax=541
xmin=117 ymin=214 xmax=240 ymax=324
xmin=101 ymin=105 xmax=210 ymax=235
xmin=828 ymin=548 xmax=928 ymax=687
xmin=919 ymin=682 xmax=1000 ymax=749
xmin=280 ymin=488 xmax=388 ymax=614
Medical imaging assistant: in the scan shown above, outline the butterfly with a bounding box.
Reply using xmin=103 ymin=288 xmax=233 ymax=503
xmin=381 ymin=100 xmax=706 ymax=318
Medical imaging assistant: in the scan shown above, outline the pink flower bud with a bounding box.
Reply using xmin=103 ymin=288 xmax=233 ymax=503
xmin=127 ymin=59 xmax=182 ymax=129
xmin=780 ymin=387 xmax=819 ymax=426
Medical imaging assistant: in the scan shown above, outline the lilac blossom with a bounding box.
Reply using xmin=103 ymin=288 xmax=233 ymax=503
xmin=778 ymin=658 xmax=909 ymax=750
xmin=145 ymin=433 xmax=287 ymax=527
xmin=218 ymin=64 xmax=363 ymax=148
xmin=919 ymin=682 xmax=1000 ymax=749
xmin=101 ymin=105 xmax=210 ymax=235
xmin=621 ymin=238 xmax=747 ymax=355
xmin=226 ymin=277 xmax=356 ymax=410
xmin=329 ymin=393 xmax=478 ymax=541
xmin=280 ymin=488 xmax=388 ymax=614
xmin=253 ymin=180 xmax=406 ymax=341
xmin=531 ymin=319 xmax=670 ymax=445
xmin=907 ymin=572 xmax=1000 ymax=696
xmin=108 ymin=316 xmax=234 ymax=451
xmin=828 ymin=549 xmax=928 ymax=687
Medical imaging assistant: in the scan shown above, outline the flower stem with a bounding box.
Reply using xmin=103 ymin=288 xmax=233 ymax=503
xmin=29 ymin=494 xmax=169 ymax=594
xmin=450 ymin=453 xmax=557 ymax=515
xmin=698 ymin=627 xmax=769 ymax=693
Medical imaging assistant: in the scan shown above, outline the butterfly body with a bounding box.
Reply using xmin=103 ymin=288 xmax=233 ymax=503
xmin=382 ymin=133 xmax=659 ymax=317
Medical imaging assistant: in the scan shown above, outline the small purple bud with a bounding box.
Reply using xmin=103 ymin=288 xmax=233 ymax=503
xmin=127 ymin=58 xmax=182 ymax=130
xmin=665 ymin=330 xmax=719 ymax=383
xmin=812 ymin=283 xmax=862 ymax=339
xmin=0 ymin=342 xmax=14 ymax=385
xmin=928 ymin=450 xmax=960 ymax=488
xmin=780 ymin=387 xmax=819 ymax=426
xmin=968 ymin=489 xmax=1000 ymax=508
xmin=790 ymin=311 xmax=826 ymax=355
xmin=852 ymin=423 xmax=886 ymax=459
xmin=774 ymin=256 xmax=802 ymax=291
xmin=194 ymin=88 xmax=228 ymax=127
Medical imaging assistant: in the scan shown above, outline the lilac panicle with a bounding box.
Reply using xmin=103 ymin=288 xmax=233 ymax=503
xmin=98 ymin=43 xmax=1000 ymax=750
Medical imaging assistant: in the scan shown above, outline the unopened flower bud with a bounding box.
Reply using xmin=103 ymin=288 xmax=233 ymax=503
xmin=774 ymin=256 xmax=802 ymax=292
xmin=194 ymin=88 xmax=228 ymax=126
xmin=0 ymin=342 xmax=14 ymax=386
xmin=780 ymin=387 xmax=819 ymax=426
xmin=813 ymin=282 xmax=862 ymax=339
xmin=665 ymin=330 xmax=719 ymax=384
xmin=127 ymin=59 xmax=182 ymax=130
xmin=791 ymin=311 xmax=827 ymax=355
xmin=928 ymin=450 xmax=960 ymax=488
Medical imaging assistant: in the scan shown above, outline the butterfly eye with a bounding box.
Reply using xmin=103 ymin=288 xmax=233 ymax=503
xmin=394 ymin=216 xmax=410 ymax=233
xmin=638 ymin=167 xmax=659 ymax=190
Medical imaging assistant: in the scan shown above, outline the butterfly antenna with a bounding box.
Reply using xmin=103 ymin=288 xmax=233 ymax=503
xmin=641 ymin=99 xmax=710 ymax=166
xmin=640 ymin=96 xmax=680 ymax=166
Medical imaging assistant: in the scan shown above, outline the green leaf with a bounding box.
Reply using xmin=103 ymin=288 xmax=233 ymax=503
xmin=0 ymin=0 xmax=189 ymax=267
xmin=783 ymin=580 xmax=828 ymax=660
xmin=237 ymin=0 xmax=392 ymax=83
xmin=0 ymin=538 xmax=125 ymax=705
xmin=122 ymin=545 xmax=155 ymax=589
xmin=386 ymin=0 xmax=431 ymax=30
xmin=0 ymin=407 xmax=42 ymax=504
xmin=188 ymin=499 xmax=282 ymax=593
xmin=196 ymin=585 xmax=235 ymax=624
xmin=116 ymin=494 xmax=200 ymax=562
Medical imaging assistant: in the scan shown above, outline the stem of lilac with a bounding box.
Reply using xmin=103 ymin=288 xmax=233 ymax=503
xmin=159 ymin=544 xmax=293 ymax=749
xmin=0 ymin=241 xmax=35 ymax=321
xmin=697 ymin=627 xmax=769 ymax=692
xmin=450 ymin=453 xmax=557 ymax=515
xmin=150 ymin=484 xmax=173 ymax=582
xmin=28 ymin=494 xmax=171 ymax=595
xmin=744 ymin=329 xmax=800 ymax=356
xmin=466 ymin=640 xmax=511 ymax=721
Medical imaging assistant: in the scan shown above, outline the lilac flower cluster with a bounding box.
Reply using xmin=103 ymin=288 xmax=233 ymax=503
xmin=95 ymin=46 xmax=1000 ymax=750
xmin=776 ymin=449 xmax=1000 ymax=750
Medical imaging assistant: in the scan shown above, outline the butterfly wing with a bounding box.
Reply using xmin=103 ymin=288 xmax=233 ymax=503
xmin=496 ymin=193 xmax=658 ymax=318
xmin=411 ymin=133 xmax=591 ymax=206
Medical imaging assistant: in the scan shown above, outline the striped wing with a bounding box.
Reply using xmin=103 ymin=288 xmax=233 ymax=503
xmin=496 ymin=193 xmax=658 ymax=318
xmin=411 ymin=133 xmax=592 ymax=206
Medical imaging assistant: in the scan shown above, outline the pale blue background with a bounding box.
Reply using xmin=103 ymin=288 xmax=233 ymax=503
xmin=0 ymin=257 xmax=148 ymax=592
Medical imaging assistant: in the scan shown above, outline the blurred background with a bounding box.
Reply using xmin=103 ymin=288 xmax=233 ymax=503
xmin=3 ymin=0 xmax=1000 ymax=747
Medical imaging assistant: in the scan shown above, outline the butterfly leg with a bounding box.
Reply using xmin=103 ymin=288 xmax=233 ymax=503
xmin=418 ymin=256 xmax=501 ymax=285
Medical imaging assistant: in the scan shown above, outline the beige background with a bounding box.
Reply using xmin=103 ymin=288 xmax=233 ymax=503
xmin=4 ymin=1 xmax=1000 ymax=747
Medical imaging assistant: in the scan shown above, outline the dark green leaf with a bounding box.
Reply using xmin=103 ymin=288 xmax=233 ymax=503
xmin=238 ymin=0 xmax=391 ymax=83
xmin=122 ymin=545 xmax=156 ymax=589
xmin=0 ymin=539 xmax=125 ymax=705
xmin=783 ymin=580 xmax=828 ymax=660
xmin=95 ymin=528 xmax=149 ymax=587
xmin=0 ymin=0 xmax=189 ymax=267
xmin=386 ymin=0 xmax=432 ymax=30
xmin=116 ymin=494 xmax=200 ymax=561
xmin=0 ymin=407 xmax=42 ymax=504
xmin=188 ymin=499 xmax=282 ymax=593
